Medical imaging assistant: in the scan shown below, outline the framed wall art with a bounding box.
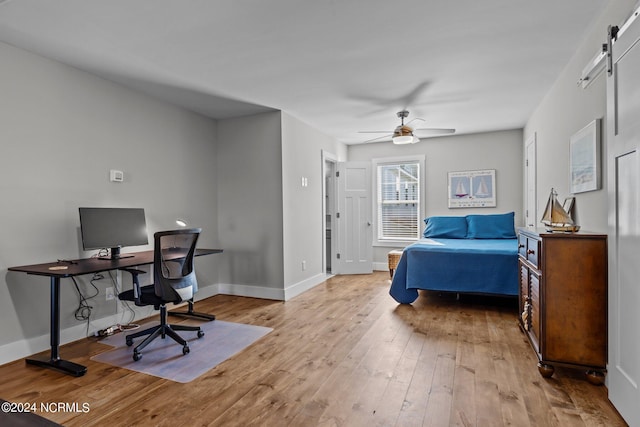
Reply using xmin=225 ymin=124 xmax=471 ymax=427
xmin=570 ymin=119 xmax=601 ymax=194
xmin=563 ymin=196 xmax=576 ymax=221
xmin=448 ymin=169 xmax=496 ymax=208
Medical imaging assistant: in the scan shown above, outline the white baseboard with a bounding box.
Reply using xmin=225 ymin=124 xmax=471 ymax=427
xmin=217 ymin=282 xmax=284 ymax=300
xmin=373 ymin=262 xmax=390 ymax=271
xmin=218 ymin=273 xmax=331 ymax=301
xmin=284 ymin=273 xmax=330 ymax=301
xmin=194 ymin=282 xmax=220 ymax=301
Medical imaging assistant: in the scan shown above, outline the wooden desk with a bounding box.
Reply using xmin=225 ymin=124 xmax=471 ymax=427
xmin=8 ymin=248 xmax=222 ymax=377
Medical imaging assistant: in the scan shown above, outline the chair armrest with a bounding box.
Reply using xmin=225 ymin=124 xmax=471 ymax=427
xmin=119 ymin=268 xmax=147 ymax=306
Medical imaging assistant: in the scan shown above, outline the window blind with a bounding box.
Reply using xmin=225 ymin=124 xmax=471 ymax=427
xmin=377 ymin=161 xmax=420 ymax=240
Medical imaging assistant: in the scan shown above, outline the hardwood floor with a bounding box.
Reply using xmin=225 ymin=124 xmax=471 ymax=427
xmin=1 ymin=272 xmax=627 ymax=426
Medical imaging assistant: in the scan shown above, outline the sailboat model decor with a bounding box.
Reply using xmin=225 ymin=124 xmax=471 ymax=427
xmin=541 ymin=188 xmax=580 ymax=232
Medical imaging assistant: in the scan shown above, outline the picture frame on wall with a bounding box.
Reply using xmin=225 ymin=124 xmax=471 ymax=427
xmin=448 ymin=169 xmax=496 ymax=208
xmin=569 ymin=119 xmax=601 ymax=194
xmin=563 ymin=196 xmax=576 ymax=221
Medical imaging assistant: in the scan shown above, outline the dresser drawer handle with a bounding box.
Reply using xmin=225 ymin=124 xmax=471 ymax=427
xmin=518 ymin=244 xmax=525 ymax=249
xmin=527 ymin=249 xmax=535 ymax=255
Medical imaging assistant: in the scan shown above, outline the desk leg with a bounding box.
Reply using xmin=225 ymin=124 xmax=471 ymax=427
xmin=25 ymin=277 xmax=87 ymax=377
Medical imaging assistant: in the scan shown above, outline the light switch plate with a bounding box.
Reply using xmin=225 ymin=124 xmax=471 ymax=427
xmin=110 ymin=169 xmax=124 ymax=182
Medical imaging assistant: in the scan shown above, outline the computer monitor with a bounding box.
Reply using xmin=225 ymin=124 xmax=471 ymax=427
xmin=79 ymin=207 xmax=149 ymax=260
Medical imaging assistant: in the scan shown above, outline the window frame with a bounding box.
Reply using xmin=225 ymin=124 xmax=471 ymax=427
xmin=372 ymin=155 xmax=426 ymax=247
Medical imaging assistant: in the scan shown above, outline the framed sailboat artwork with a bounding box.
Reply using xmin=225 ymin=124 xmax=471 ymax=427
xmin=448 ymin=169 xmax=496 ymax=208
xmin=569 ymin=119 xmax=601 ymax=194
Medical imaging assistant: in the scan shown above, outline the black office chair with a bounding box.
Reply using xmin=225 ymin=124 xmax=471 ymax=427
xmin=118 ymin=228 xmax=204 ymax=361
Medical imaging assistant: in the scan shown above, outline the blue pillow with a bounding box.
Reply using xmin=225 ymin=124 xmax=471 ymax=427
xmin=466 ymin=212 xmax=516 ymax=239
xmin=423 ymin=216 xmax=468 ymax=238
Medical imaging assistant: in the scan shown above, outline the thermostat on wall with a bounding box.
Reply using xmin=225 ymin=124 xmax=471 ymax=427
xmin=110 ymin=169 xmax=124 ymax=182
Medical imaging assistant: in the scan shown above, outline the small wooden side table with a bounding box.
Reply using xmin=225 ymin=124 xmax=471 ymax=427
xmin=387 ymin=249 xmax=403 ymax=278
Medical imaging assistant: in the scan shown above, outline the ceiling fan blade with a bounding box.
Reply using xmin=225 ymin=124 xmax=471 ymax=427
xmin=414 ymin=128 xmax=456 ymax=136
xmin=405 ymin=117 xmax=425 ymax=125
xmin=398 ymin=81 xmax=431 ymax=108
xmin=361 ymin=134 xmax=393 ymax=143
xmin=358 ymin=130 xmax=393 ymax=134
xmin=347 ymin=80 xmax=432 ymax=110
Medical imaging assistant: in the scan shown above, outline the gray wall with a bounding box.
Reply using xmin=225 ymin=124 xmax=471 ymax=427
xmin=216 ymin=111 xmax=347 ymax=299
xmin=524 ymin=0 xmax=637 ymax=232
xmin=216 ymin=111 xmax=285 ymax=295
xmin=0 ymin=41 xmax=220 ymax=361
xmin=348 ymin=129 xmax=523 ymax=265
xmin=281 ymin=112 xmax=347 ymax=291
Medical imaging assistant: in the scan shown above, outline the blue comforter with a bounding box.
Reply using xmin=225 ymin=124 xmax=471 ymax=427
xmin=389 ymin=238 xmax=519 ymax=304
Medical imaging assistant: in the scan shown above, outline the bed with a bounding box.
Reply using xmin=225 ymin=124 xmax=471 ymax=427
xmin=389 ymin=212 xmax=519 ymax=304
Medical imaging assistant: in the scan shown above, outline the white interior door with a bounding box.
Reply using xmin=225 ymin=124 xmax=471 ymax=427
xmin=525 ymin=134 xmax=537 ymax=227
xmin=335 ymin=161 xmax=372 ymax=275
xmin=607 ymin=14 xmax=640 ymax=426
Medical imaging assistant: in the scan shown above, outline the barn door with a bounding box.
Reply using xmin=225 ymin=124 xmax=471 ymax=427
xmin=607 ymin=14 xmax=640 ymax=426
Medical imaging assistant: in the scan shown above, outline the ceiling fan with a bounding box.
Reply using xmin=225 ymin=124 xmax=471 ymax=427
xmin=359 ymin=110 xmax=455 ymax=144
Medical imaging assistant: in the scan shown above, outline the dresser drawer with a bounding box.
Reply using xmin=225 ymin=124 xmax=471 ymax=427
xmin=526 ymin=237 xmax=539 ymax=267
xmin=518 ymin=233 xmax=527 ymax=257
xmin=518 ymin=232 xmax=540 ymax=268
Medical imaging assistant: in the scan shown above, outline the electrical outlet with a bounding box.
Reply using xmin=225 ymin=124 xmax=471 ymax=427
xmin=105 ymin=287 xmax=115 ymax=301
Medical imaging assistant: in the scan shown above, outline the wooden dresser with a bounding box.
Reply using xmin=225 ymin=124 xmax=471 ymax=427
xmin=517 ymin=227 xmax=607 ymax=384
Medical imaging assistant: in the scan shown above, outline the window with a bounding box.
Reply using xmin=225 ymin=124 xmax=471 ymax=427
xmin=374 ymin=156 xmax=424 ymax=243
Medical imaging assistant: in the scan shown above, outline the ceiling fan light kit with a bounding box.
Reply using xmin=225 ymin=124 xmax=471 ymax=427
xmin=391 ymin=130 xmax=420 ymax=145
xmin=392 ymin=121 xmax=419 ymax=144
xmin=392 ymin=135 xmax=419 ymax=144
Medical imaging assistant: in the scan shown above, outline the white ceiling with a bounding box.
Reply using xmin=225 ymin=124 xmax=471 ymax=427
xmin=0 ymin=0 xmax=608 ymax=144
